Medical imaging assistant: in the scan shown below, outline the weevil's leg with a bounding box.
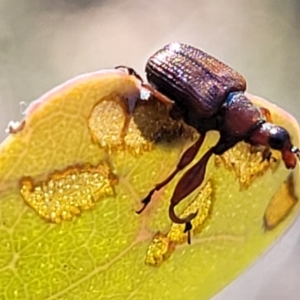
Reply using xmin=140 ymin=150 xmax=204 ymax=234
xmin=259 ymin=107 xmax=273 ymax=123
xmin=249 ymin=138 xmax=276 ymax=163
xmin=136 ymin=134 xmax=206 ymax=214
xmin=254 ymin=107 xmax=276 ymax=163
xmin=168 ymin=147 xmax=214 ymax=240
xmin=141 ymin=83 xmax=174 ymax=106
xmin=261 ymin=147 xmax=277 ymax=163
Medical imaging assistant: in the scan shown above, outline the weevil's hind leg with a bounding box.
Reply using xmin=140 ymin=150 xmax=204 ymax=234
xmin=136 ymin=134 xmax=206 ymax=214
xmin=168 ymin=147 xmax=214 ymax=242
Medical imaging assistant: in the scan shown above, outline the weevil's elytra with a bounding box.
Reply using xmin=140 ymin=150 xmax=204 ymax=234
xmin=146 ymin=43 xmax=246 ymax=119
xmin=129 ymin=42 xmax=300 ymax=243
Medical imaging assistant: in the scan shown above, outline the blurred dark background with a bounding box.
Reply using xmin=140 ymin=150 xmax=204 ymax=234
xmin=0 ymin=0 xmax=299 ymax=299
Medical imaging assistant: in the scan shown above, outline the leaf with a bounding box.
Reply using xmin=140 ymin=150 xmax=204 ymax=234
xmin=0 ymin=70 xmax=299 ymax=300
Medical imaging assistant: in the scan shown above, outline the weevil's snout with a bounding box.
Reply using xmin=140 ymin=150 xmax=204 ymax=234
xmin=281 ymin=145 xmax=298 ymax=169
xmin=285 ymin=145 xmax=300 ymax=168
xmin=267 ymin=125 xmax=298 ymax=169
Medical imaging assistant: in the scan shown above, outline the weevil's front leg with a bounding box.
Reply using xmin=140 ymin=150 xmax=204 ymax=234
xmin=261 ymin=147 xmax=277 ymax=163
xmin=136 ymin=134 xmax=206 ymax=214
xmin=168 ymin=147 xmax=214 ymax=243
xmin=257 ymin=106 xmax=276 ymax=164
xmin=259 ymin=107 xmax=277 ymax=162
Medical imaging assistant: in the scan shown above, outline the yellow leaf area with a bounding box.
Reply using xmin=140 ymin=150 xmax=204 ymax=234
xmin=0 ymin=70 xmax=299 ymax=300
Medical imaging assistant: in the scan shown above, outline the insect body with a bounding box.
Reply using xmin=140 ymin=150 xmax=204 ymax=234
xmin=120 ymin=43 xmax=300 ymax=243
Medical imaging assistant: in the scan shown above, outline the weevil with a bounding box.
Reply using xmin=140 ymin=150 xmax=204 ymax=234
xmin=117 ymin=42 xmax=300 ymax=243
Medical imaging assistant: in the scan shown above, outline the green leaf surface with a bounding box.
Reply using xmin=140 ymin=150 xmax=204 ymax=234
xmin=0 ymin=70 xmax=299 ymax=300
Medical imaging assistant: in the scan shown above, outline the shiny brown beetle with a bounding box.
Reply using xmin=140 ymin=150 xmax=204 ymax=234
xmin=118 ymin=42 xmax=300 ymax=243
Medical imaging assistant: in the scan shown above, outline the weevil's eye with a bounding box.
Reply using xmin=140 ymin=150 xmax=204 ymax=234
xmin=268 ymin=127 xmax=290 ymax=150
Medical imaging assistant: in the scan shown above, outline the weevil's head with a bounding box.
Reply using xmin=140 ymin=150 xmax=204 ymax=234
xmin=249 ymin=122 xmax=299 ymax=169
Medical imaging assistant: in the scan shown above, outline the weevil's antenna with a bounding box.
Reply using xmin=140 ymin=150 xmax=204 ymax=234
xmin=291 ymin=146 xmax=300 ymax=160
xmin=115 ymin=65 xmax=144 ymax=83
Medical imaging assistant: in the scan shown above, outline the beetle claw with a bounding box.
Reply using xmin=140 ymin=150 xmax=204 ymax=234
xmin=136 ymin=190 xmax=155 ymax=214
xmin=169 ymin=203 xmax=198 ymax=230
xmin=170 ymin=208 xmax=197 ymax=244
xmin=184 ymin=222 xmax=193 ymax=244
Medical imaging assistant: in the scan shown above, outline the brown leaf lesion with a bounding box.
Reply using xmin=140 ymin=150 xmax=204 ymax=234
xmin=88 ymin=94 xmax=196 ymax=156
xmin=264 ymin=173 xmax=298 ymax=230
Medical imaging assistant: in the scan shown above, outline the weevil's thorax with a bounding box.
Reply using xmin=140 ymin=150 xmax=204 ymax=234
xmin=220 ymin=92 xmax=265 ymax=138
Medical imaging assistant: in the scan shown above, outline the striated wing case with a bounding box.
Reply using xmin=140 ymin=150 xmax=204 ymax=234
xmin=146 ymin=42 xmax=246 ymax=118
